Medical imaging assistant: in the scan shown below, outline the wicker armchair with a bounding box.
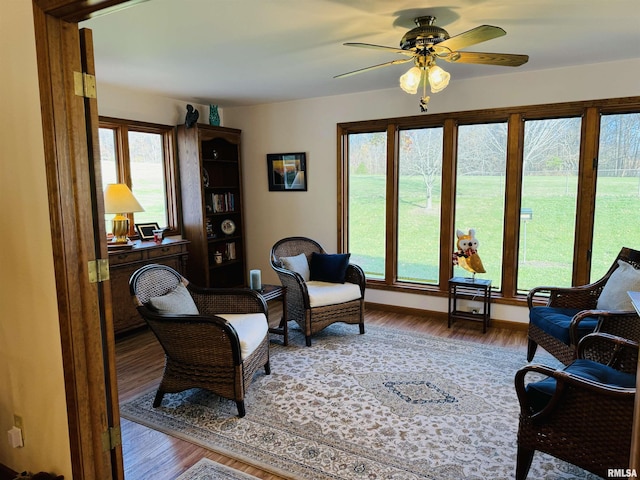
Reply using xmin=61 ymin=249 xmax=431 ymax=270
xmin=515 ymin=332 xmax=638 ymax=479
xmin=527 ymin=246 xmax=640 ymax=364
xmin=270 ymin=236 xmax=365 ymax=346
xmin=129 ymin=264 xmax=270 ymax=417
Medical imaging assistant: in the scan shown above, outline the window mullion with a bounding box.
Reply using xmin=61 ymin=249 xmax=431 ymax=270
xmin=573 ymin=107 xmax=601 ymax=285
xmin=385 ymin=124 xmax=398 ymax=285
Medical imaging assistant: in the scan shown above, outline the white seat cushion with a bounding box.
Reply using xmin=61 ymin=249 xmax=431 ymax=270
xmin=306 ymin=281 xmax=362 ymax=308
xmin=216 ymin=313 xmax=268 ymax=359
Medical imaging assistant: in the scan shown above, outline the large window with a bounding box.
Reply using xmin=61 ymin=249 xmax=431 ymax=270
xmin=338 ymin=97 xmax=640 ymax=304
xmin=456 ymin=122 xmax=507 ymax=290
xmin=348 ymin=132 xmax=387 ymax=279
xmin=397 ymin=127 xmax=443 ymax=284
xmin=518 ymin=117 xmax=581 ymax=292
xmin=99 ymin=118 xmax=178 ymax=238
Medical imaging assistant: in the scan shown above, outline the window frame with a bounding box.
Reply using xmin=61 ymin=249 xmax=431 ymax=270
xmin=337 ymin=96 xmax=640 ymax=307
xmin=99 ymin=116 xmax=181 ymax=237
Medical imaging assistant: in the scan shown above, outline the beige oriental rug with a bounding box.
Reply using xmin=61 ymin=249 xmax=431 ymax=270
xmin=120 ymin=324 xmax=597 ymax=480
xmin=176 ymin=458 xmax=259 ymax=480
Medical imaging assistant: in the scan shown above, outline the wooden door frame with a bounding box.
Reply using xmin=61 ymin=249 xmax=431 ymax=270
xmin=31 ymin=1 xmax=143 ymax=478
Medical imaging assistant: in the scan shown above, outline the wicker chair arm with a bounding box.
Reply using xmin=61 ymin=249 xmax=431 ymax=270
xmin=187 ymin=285 xmax=267 ymax=315
xmin=136 ymin=307 xmax=245 ymax=365
xmin=272 ymin=265 xmax=311 ymax=309
xmin=577 ymin=331 xmax=639 ymax=373
xmin=515 ymin=362 xmax=636 ymax=422
xmin=345 ymin=263 xmax=366 ymax=295
xmin=527 ymin=284 xmax=603 ymax=310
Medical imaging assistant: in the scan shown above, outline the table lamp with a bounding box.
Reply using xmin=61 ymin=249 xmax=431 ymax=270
xmin=104 ymin=183 xmax=144 ymax=244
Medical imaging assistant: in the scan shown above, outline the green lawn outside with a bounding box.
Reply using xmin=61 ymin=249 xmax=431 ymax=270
xmin=349 ymin=174 xmax=639 ymax=290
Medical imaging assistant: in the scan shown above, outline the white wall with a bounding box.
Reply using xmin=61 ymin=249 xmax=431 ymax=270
xmin=0 ymin=1 xmax=72 ymax=477
xmin=97 ymin=58 xmax=640 ymax=325
xmin=222 ymin=58 xmax=640 ymax=324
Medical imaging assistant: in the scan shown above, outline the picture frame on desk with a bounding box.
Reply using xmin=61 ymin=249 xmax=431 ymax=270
xmin=135 ymin=222 xmax=160 ymax=240
xmin=267 ymin=152 xmax=307 ymax=191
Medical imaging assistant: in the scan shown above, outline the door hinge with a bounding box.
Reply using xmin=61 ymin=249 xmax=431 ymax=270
xmin=88 ymin=258 xmax=110 ymax=283
xmin=102 ymin=425 xmax=121 ymax=452
xmin=73 ymin=71 xmax=97 ymax=98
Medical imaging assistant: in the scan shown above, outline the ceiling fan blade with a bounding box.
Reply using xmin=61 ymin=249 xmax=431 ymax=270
xmin=334 ymin=57 xmax=414 ymax=78
xmin=343 ymin=42 xmax=415 ymax=56
xmin=435 ymin=25 xmax=506 ymax=53
xmin=444 ymin=51 xmax=529 ymax=67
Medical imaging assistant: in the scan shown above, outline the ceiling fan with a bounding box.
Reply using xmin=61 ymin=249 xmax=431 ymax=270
xmin=335 ymin=16 xmax=529 ymax=112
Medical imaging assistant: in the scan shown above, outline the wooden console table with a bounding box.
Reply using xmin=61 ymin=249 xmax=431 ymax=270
xmin=109 ymin=238 xmax=189 ymax=335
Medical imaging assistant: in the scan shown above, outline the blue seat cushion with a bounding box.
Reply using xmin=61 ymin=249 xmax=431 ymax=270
xmin=525 ymin=359 xmax=636 ymax=412
xmin=529 ymin=307 xmax=599 ymax=345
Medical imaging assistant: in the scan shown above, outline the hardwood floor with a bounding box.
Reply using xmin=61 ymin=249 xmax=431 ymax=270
xmin=116 ymin=306 xmax=528 ymax=479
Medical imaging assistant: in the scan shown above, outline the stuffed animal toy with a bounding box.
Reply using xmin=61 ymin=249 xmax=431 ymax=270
xmin=452 ymin=229 xmax=486 ymax=275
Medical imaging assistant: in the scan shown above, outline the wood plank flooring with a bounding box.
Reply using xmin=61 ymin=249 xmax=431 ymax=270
xmin=116 ymin=306 xmax=528 ymax=479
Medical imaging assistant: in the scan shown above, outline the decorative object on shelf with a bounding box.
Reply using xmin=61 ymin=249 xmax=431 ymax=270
xmin=452 ymin=228 xmax=486 ymax=280
xmin=212 ymin=149 xmax=219 ymax=160
xmin=209 ymin=104 xmax=220 ymax=126
xmin=249 ymin=269 xmax=262 ymax=290
xmin=267 ymin=152 xmax=307 ymax=191
xmin=335 ymin=15 xmax=528 ymax=112
xmin=135 ymin=222 xmax=161 ymax=241
xmin=202 ymin=168 xmax=209 ymax=187
xmin=221 ymin=219 xmax=236 ymax=235
xmin=226 ymin=242 xmax=236 ymax=260
xmin=104 ymin=183 xmax=144 ymax=246
xmin=185 ymin=104 xmax=199 ymax=128
xmin=214 ymin=252 xmax=223 ymax=264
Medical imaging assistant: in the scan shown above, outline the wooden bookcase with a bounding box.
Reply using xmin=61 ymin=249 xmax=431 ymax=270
xmin=177 ymin=124 xmax=246 ymax=287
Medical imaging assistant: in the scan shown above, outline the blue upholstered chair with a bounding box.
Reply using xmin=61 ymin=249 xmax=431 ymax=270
xmin=526 ymin=247 xmax=640 ymax=365
xmin=515 ymin=332 xmax=638 ymax=479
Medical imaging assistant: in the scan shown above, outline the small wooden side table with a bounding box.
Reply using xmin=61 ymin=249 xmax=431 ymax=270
xmin=258 ymin=284 xmax=289 ymax=345
xmin=448 ymin=277 xmax=492 ymax=333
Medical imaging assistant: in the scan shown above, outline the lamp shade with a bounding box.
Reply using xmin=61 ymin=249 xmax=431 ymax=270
xmin=399 ymin=66 xmax=422 ymax=94
xmin=103 ymin=183 xmax=144 ymax=214
xmin=428 ymin=65 xmax=450 ymax=93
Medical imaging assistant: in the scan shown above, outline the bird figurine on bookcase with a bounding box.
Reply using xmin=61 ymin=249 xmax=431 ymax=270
xmin=452 ymin=228 xmax=486 ymax=277
xmin=185 ymin=104 xmax=199 ymax=128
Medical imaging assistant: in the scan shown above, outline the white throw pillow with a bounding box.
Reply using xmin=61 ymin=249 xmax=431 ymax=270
xmin=280 ymin=253 xmax=310 ymax=281
xmin=596 ymin=260 xmax=640 ymax=310
xmin=148 ymin=282 xmax=199 ymax=315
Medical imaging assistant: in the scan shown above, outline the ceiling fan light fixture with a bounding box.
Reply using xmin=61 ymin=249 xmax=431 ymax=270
xmin=399 ymin=66 xmax=422 ymax=94
xmin=428 ymin=64 xmax=450 ymax=93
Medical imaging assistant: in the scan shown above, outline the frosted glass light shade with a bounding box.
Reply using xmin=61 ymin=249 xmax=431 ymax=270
xmin=399 ymin=66 xmax=422 ymax=94
xmin=428 ymin=65 xmax=450 ymax=93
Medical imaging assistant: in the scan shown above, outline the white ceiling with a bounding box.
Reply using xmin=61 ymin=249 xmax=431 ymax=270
xmin=83 ymin=0 xmax=640 ymax=107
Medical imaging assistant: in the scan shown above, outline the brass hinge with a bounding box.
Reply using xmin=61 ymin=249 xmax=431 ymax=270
xmin=88 ymin=259 xmax=110 ymax=283
xmin=73 ymin=71 xmax=97 ymax=98
xmin=102 ymin=425 xmax=121 ymax=452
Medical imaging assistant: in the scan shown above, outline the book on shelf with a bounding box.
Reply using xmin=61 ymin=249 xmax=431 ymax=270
xmin=210 ymin=192 xmax=236 ymax=213
xmin=225 ymin=242 xmax=236 ymax=260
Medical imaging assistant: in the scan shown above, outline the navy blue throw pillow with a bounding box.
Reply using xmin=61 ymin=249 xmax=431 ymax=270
xmin=309 ymin=252 xmax=351 ymax=283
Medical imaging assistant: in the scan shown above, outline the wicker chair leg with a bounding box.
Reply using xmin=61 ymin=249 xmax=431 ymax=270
xmin=236 ymin=400 xmax=246 ymax=418
xmin=515 ymin=445 xmax=534 ymax=480
xmin=359 ymin=323 xmax=365 ymax=334
xmin=153 ymin=390 xmax=165 ymax=408
xmin=305 ymin=336 xmax=312 ymax=347
xmin=264 ymin=360 xmax=271 ymax=375
xmin=526 ymin=339 xmax=538 ymax=362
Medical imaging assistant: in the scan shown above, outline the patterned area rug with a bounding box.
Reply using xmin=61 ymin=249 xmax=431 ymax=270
xmin=121 ymin=324 xmax=597 ymax=479
xmin=176 ymin=458 xmax=259 ymax=480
